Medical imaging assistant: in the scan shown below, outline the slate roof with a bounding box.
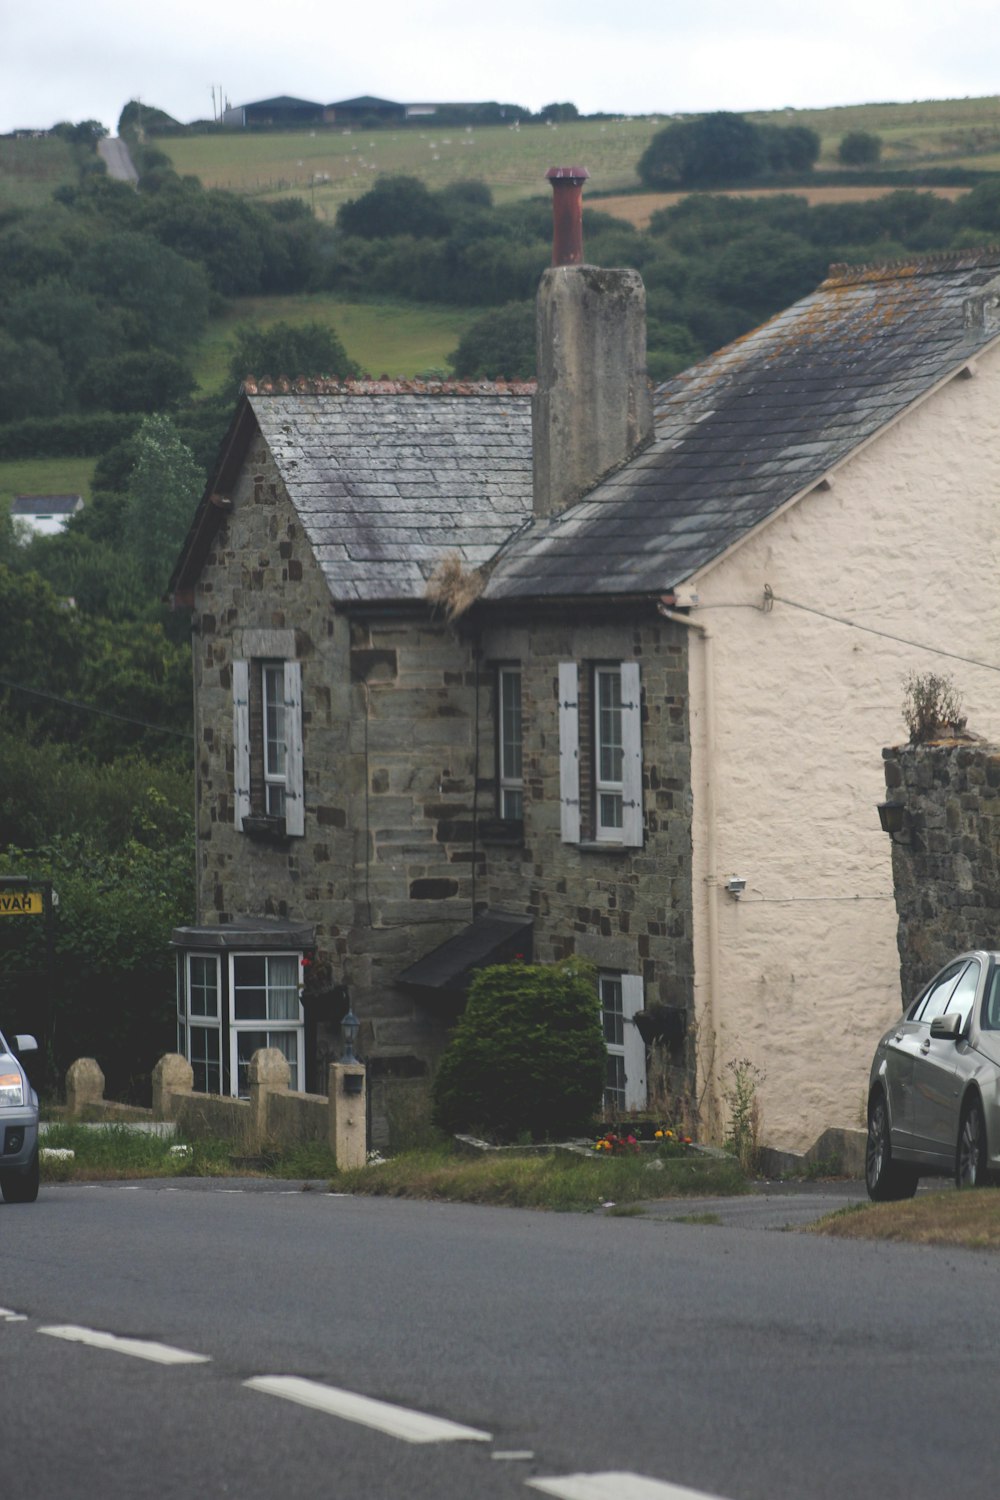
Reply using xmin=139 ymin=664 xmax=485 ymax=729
xmin=484 ymin=250 xmax=1000 ymax=602
xmin=169 ymin=381 xmax=534 ymax=608
xmin=12 ymin=494 xmax=82 ymax=516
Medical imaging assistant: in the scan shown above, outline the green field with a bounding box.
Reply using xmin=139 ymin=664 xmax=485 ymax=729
xmin=0 ymin=135 xmax=78 ymax=210
xmin=0 ymin=456 xmax=97 ymax=510
xmin=161 ymin=97 xmax=1000 ymax=214
xmin=194 ymin=295 xmax=479 ymax=390
xmin=162 ymin=117 xmax=663 ymax=213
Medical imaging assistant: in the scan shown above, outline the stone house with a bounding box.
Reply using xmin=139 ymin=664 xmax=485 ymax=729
xmin=168 ymin=183 xmax=1000 ymax=1150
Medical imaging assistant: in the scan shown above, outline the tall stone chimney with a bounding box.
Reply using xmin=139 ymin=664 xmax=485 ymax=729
xmin=533 ymin=167 xmax=653 ymax=518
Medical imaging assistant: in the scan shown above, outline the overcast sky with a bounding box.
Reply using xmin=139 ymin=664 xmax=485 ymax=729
xmin=3 ymin=0 xmax=998 ymax=135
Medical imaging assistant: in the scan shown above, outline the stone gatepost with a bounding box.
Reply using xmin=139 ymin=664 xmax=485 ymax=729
xmin=328 ymin=1062 xmax=367 ymax=1169
xmin=152 ymin=1053 xmax=194 ymax=1119
xmin=248 ymin=1048 xmax=290 ymax=1147
xmin=65 ymin=1057 xmax=105 ymax=1116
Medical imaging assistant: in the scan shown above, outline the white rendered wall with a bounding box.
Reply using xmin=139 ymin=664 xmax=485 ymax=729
xmin=686 ymin=344 xmax=1000 ymax=1151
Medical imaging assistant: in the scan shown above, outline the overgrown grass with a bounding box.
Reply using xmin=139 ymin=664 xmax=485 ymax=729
xmin=810 ymin=1187 xmax=1000 ymax=1250
xmin=330 ymin=1146 xmax=748 ymax=1210
xmin=0 ymin=136 xmax=78 ymax=210
xmin=39 ymin=1123 xmax=339 ymax=1182
xmin=192 ymin=294 xmax=477 ymax=392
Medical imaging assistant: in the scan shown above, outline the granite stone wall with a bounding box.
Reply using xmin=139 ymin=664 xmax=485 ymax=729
xmin=883 ymin=738 xmax=1000 ymax=1004
xmin=189 ymin=436 xmax=695 ymax=1141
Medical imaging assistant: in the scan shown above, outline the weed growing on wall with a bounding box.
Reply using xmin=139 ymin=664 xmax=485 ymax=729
xmin=901 ymin=671 xmax=966 ymax=743
xmin=723 ymin=1057 xmax=765 ymax=1173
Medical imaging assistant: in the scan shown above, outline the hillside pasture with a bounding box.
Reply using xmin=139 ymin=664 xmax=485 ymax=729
xmin=0 ymin=456 xmax=97 ymax=513
xmin=159 ymin=97 xmax=1000 ymax=215
xmin=0 ymin=134 xmax=78 ymax=209
xmin=161 ymin=117 xmax=662 ymax=212
xmin=192 ymin=295 xmax=480 ymax=392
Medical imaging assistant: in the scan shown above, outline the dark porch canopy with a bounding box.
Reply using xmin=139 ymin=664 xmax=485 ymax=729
xmin=170 ymin=918 xmax=315 ymax=951
xmin=397 ymin=911 xmax=533 ymax=1009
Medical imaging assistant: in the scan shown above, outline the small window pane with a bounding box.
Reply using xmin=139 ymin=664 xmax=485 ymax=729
xmin=190 ymin=1026 xmax=221 ymax=1095
xmin=597 ymin=670 xmax=623 ymax=784
xmin=602 ymin=977 xmax=624 ymax=1047
xmin=499 ymin=667 xmax=523 ymax=821
xmin=189 ymin=956 xmax=218 ymax=1018
xmin=605 ymin=1054 xmax=625 ymax=1111
xmin=267 ymin=955 xmax=300 ymax=1020
xmin=235 ymin=1030 xmax=268 ymax=1095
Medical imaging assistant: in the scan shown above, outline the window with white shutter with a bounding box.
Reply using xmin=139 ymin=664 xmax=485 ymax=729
xmin=559 ymin=660 xmax=642 ymax=847
xmin=232 ymin=655 xmax=304 ymax=836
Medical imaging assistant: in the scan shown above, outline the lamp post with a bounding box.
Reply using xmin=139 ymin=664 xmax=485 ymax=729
xmin=340 ymin=1007 xmax=363 ymax=1094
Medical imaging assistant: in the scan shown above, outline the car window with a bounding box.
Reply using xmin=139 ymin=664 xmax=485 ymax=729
xmin=982 ymin=968 xmax=1000 ymax=1030
xmin=912 ymin=962 xmax=969 ymax=1023
xmin=946 ymin=960 xmax=981 ymax=1029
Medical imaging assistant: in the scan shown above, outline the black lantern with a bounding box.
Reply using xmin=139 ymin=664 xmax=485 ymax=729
xmin=340 ymin=1007 xmax=360 ymax=1065
xmin=877 ymin=801 xmax=905 ymax=836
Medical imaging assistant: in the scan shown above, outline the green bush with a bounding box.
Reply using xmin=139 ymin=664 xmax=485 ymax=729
xmin=432 ymin=958 xmax=606 ymax=1142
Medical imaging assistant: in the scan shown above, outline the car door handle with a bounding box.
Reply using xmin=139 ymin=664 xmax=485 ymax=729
xmin=894 ymin=1033 xmax=904 ymax=1042
xmin=920 ymin=1039 xmax=931 ymax=1053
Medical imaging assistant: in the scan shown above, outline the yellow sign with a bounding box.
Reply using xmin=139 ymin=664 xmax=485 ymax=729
xmin=0 ymin=891 xmax=43 ymax=916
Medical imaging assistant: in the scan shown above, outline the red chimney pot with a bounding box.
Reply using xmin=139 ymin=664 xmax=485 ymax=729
xmin=546 ymin=165 xmax=590 ymax=267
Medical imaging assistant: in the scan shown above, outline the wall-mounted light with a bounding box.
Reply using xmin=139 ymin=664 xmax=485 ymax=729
xmin=876 ymin=801 xmax=905 ymax=836
xmin=725 ymin=877 xmax=747 ymax=899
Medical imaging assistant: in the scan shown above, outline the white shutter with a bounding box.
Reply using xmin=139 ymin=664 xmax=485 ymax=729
xmin=558 ymin=662 xmax=580 ymax=844
xmin=620 ymin=661 xmax=643 ymax=848
xmin=283 ymin=660 xmax=304 ymax=836
xmin=232 ymin=659 xmax=251 ymax=832
xmin=621 ymin=973 xmax=647 ymax=1111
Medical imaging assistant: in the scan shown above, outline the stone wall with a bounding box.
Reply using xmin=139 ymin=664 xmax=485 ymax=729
xmin=190 ymin=435 xmax=695 ymax=1140
xmin=883 ymin=737 xmax=1000 ymax=1003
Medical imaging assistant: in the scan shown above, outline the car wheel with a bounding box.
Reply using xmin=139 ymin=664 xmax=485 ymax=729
xmin=0 ymin=1147 xmax=39 ymax=1204
xmin=956 ymin=1098 xmax=989 ymax=1189
xmin=866 ymin=1093 xmax=918 ymax=1202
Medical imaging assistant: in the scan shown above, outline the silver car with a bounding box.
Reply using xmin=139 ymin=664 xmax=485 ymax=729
xmin=0 ymin=1029 xmax=39 ymax=1204
xmin=866 ymin=951 xmax=1000 ymax=1200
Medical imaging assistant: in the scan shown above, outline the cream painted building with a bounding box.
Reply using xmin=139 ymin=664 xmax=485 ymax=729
xmin=487 ymin=251 xmax=1000 ymax=1150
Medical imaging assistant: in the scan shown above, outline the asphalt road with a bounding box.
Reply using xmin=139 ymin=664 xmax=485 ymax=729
xmin=0 ymin=1178 xmax=993 ymax=1500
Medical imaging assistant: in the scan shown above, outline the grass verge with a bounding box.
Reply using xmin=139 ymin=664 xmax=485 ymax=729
xmin=329 ymin=1146 xmax=748 ymax=1210
xmin=809 ymin=1187 xmax=1000 ymax=1250
xmin=39 ymin=1123 xmax=339 ymax=1183
xmin=39 ymin=1129 xmax=747 ymax=1209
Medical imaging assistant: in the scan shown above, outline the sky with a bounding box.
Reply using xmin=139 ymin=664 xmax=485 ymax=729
xmin=3 ymin=0 xmax=999 ymax=136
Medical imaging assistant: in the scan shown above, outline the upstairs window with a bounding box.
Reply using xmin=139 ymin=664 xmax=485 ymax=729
xmin=559 ymin=661 xmax=642 ymax=847
xmin=233 ymin=654 xmax=304 ymax=835
xmin=498 ymin=666 xmax=524 ymax=820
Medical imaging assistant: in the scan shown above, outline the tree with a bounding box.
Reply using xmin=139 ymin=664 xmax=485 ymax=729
xmin=79 ymin=230 xmax=211 ymax=354
xmin=448 ymin=302 xmax=535 ymax=379
xmin=79 ymin=350 xmax=195 ymax=414
xmin=838 ymin=130 xmax=882 ymax=166
xmin=336 ymin=175 xmax=450 ymax=239
xmin=539 ymin=102 xmax=579 ymax=123
xmin=123 ymin=414 xmax=202 ymax=590
xmin=0 ymin=334 xmax=66 ymax=421
xmin=432 ymin=959 xmax=606 ymax=1141
xmin=638 ymin=112 xmax=767 ymax=188
xmin=227 ymin=320 xmax=359 ymax=390
xmin=760 ymin=123 xmax=821 ymax=172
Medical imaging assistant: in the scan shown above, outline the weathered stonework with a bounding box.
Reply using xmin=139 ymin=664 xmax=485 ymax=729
xmin=884 ymin=738 xmax=1000 ymax=1004
xmin=190 ymin=436 xmax=694 ymax=1142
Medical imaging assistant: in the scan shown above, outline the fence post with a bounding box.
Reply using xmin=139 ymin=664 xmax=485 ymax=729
xmin=65 ymin=1057 xmax=105 ymax=1116
xmin=328 ymin=1062 xmax=367 ymax=1168
xmin=248 ymin=1048 xmax=290 ymax=1148
xmin=152 ymin=1053 xmax=194 ymax=1119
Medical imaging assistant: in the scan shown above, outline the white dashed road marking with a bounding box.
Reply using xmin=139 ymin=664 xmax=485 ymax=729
xmin=245 ymin=1375 xmax=492 ymax=1444
xmin=528 ymin=1475 xmax=728 ymax=1500
xmin=38 ymin=1324 xmax=211 ymax=1365
xmin=0 ymin=1307 xmax=26 ymax=1322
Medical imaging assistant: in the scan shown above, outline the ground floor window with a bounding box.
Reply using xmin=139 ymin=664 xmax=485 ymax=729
xmin=599 ymin=971 xmax=647 ymax=1113
xmin=177 ymin=949 xmax=304 ymax=1096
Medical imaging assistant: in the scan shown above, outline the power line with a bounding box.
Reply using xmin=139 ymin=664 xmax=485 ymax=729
xmin=768 ymin=591 xmax=1000 ymax=676
xmin=0 ymin=674 xmax=193 ymax=740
